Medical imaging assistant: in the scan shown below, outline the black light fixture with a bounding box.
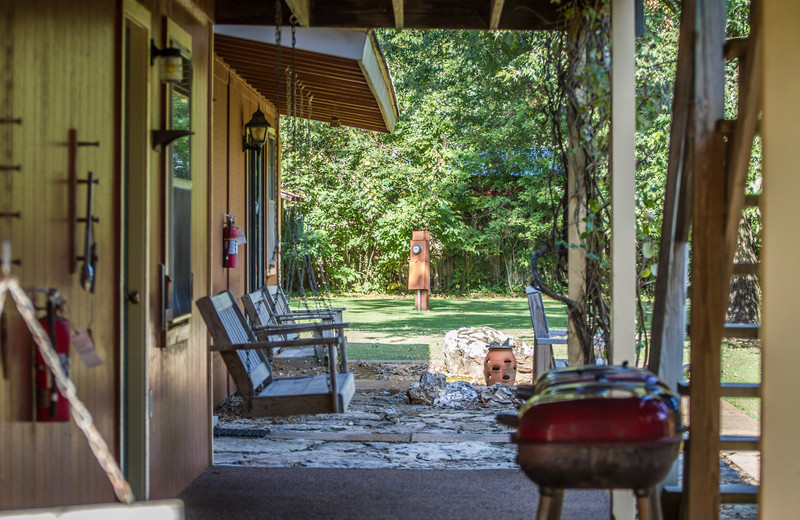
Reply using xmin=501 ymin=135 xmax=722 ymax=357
xmin=151 ymin=40 xmax=184 ymax=83
xmin=243 ymin=107 xmax=270 ymax=151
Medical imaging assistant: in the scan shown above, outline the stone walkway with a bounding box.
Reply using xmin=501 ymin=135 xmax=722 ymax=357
xmin=213 ymin=374 xmax=759 ymax=519
xmin=214 ymin=380 xmax=518 ymax=469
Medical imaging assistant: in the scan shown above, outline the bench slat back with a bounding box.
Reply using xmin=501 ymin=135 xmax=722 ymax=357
xmin=242 ymin=289 xmax=274 ymax=327
xmin=526 ymin=286 xmax=551 ymax=339
xmin=196 ymin=290 xmax=272 ymax=395
xmin=526 ymin=286 xmax=557 ymax=376
xmin=242 ymin=289 xmax=287 ymax=342
xmin=265 ymin=285 xmax=293 ymax=318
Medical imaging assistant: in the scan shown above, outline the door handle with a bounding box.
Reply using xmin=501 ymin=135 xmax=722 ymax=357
xmin=127 ymin=291 xmax=141 ymax=304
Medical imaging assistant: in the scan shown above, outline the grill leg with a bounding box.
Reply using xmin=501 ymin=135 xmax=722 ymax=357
xmin=536 ymin=487 xmax=564 ymax=520
xmin=635 ymin=487 xmax=663 ymax=520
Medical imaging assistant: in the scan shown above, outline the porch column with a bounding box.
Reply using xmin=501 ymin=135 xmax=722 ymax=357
xmin=761 ymin=0 xmax=800 ymax=516
xmin=610 ymin=0 xmax=637 ymax=518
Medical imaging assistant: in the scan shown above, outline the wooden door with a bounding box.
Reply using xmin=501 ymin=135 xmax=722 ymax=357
xmin=121 ymin=0 xmax=151 ymax=500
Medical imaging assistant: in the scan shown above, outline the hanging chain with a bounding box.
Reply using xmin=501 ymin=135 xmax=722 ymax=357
xmin=274 ymin=1 xmax=285 ymax=289
xmin=0 ymin=260 xmax=135 ymax=504
xmin=274 ymin=0 xmax=282 ymax=125
xmin=291 ymin=19 xmax=297 ymax=122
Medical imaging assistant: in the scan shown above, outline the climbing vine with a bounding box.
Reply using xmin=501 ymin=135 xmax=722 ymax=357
xmin=530 ymin=0 xmax=612 ymax=364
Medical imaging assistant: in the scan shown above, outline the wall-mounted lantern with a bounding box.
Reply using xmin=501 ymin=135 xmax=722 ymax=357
xmin=243 ymin=107 xmax=270 ymax=151
xmin=151 ymin=40 xmax=184 ymax=83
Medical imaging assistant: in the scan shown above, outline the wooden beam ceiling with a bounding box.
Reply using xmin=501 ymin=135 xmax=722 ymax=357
xmin=392 ymin=0 xmax=404 ymax=30
xmin=215 ymin=0 xmax=567 ymax=31
xmin=215 ymin=33 xmax=394 ymax=133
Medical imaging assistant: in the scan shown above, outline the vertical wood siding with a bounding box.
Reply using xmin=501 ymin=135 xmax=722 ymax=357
xmin=0 ymin=0 xmax=118 ymax=508
xmin=0 ymin=0 xmax=213 ymax=507
xmin=210 ymin=57 xmax=278 ymax=406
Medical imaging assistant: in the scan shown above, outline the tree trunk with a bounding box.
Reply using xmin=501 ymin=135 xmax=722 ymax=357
xmin=566 ymin=13 xmax=591 ymax=366
xmin=727 ymin=214 xmax=761 ymax=323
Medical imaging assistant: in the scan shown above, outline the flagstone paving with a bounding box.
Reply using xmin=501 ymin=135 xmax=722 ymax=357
xmin=213 ymin=367 xmax=759 ymax=519
xmin=214 ymin=382 xmax=519 ymax=469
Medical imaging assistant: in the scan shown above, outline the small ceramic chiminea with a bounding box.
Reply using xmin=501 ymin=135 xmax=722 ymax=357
xmin=484 ymin=340 xmax=517 ymax=386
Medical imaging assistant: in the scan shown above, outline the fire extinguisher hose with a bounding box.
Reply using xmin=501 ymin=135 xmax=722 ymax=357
xmin=0 ymin=276 xmax=135 ymax=504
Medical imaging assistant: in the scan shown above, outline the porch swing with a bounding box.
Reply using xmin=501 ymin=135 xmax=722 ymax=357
xmin=198 ymin=11 xmax=354 ymax=418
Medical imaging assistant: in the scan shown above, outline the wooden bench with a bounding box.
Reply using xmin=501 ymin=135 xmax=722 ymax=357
xmin=265 ymin=284 xmax=345 ymax=324
xmin=242 ymin=288 xmax=348 ymax=368
xmin=196 ymin=290 xmax=355 ymax=417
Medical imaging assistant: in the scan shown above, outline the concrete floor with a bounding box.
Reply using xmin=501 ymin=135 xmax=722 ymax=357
xmin=178 ymin=466 xmax=610 ymax=520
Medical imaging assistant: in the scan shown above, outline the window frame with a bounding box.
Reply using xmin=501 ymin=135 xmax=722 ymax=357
xmin=163 ymin=20 xmax=193 ymax=329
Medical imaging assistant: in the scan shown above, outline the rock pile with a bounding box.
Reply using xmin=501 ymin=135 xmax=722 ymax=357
xmin=407 ymin=371 xmax=522 ymax=409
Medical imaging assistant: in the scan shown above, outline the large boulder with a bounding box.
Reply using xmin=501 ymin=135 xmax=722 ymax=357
xmin=442 ymin=326 xmax=533 ymax=381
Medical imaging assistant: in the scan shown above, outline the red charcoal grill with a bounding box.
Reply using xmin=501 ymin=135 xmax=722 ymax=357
xmin=504 ymin=365 xmax=681 ymax=520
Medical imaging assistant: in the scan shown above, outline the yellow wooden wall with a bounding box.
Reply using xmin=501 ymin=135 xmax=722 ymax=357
xmin=0 ymin=0 xmax=214 ymax=507
xmin=0 ymin=0 xmax=119 ymax=508
xmin=210 ymin=56 xmax=280 ymax=406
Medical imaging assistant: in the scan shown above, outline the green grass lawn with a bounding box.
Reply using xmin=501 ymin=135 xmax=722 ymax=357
xmin=308 ymin=294 xmax=762 ymax=421
xmin=721 ymin=340 xmax=762 ymax=421
xmin=323 ymin=295 xmax=568 ymax=361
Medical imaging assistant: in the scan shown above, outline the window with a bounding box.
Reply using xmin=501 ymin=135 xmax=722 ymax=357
xmin=247 ymin=145 xmax=264 ymax=291
xmin=266 ymin=128 xmax=278 ymax=271
xmin=166 ymin=30 xmax=192 ymax=322
xmin=247 ymin=126 xmax=277 ymax=290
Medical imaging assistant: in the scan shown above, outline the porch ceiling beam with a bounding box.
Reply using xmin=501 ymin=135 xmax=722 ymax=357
xmin=489 ymin=0 xmax=505 ymax=30
xmin=285 ymin=0 xmax=311 ymax=27
xmin=392 ymin=0 xmax=404 ymax=30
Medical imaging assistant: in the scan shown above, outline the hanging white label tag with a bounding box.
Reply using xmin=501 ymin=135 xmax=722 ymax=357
xmin=236 ymin=227 xmax=247 ymax=246
xmin=71 ymin=328 xmax=103 ymax=368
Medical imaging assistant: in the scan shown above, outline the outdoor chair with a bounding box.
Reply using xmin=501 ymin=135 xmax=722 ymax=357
xmin=526 ymin=286 xmax=563 ymax=376
xmin=196 ymin=290 xmax=354 ymax=416
xmin=526 ymin=286 xmax=606 ymax=376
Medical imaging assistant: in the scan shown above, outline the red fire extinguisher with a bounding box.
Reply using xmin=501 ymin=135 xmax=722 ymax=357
xmin=36 ymin=292 xmax=71 ymax=422
xmin=223 ymin=214 xmax=238 ymax=268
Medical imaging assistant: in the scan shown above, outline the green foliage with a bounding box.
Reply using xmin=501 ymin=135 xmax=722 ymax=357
xmin=279 ymin=2 xmax=755 ymax=301
xmin=282 ymin=30 xmax=563 ymax=294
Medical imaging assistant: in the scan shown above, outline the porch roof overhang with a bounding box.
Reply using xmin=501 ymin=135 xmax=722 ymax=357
xmin=214 ymin=26 xmax=398 ymax=133
xmin=215 ymin=0 xmax=566 ymax=31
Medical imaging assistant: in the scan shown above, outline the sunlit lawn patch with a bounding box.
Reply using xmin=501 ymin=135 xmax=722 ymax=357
xmin=328 ymin=295 xmax=761 ymax=422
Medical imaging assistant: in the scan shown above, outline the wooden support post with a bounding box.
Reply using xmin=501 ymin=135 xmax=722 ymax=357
xmin=648 ymin=0 xmax=696 ymax=395
xmin=688 ymin=0 xmax=726 ymax=517
xmin=610 ymin=0 xmax=637 ymax=517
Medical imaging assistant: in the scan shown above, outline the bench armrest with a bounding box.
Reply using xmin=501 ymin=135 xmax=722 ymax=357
xmin=251 ymin=322 xmax=350 ymax=335
xmin=535 ymin=338 xmax=568 ymax=345
xmin=211 ymin=336 xmax=344 ymax=352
